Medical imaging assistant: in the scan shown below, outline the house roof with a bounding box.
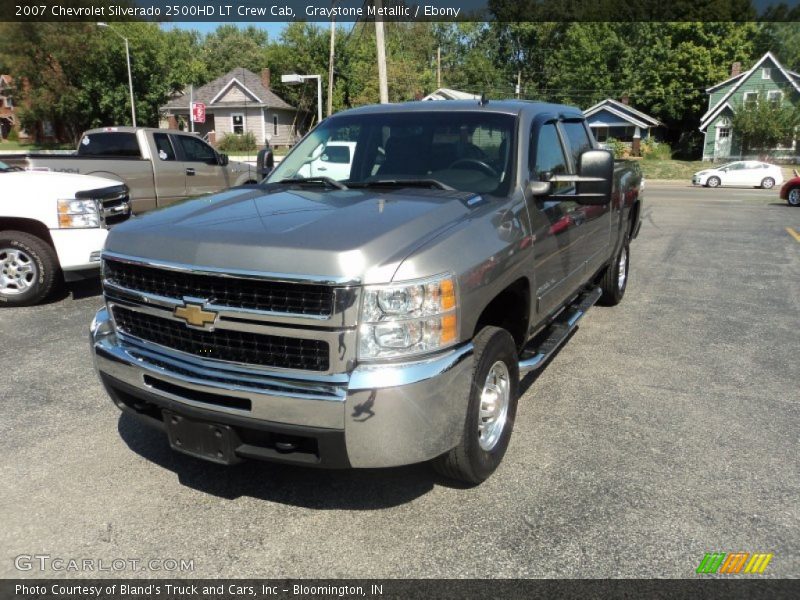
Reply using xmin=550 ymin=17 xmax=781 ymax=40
xmin=421 ymin=88 xmax=481 ymax=101
xmin=583 ymin=98 xmax=662 ymax=128
xmin=700 ymin=51 xmax=800 ymax=131
xmin=161 ymin=68 xmax=294 ymax=111
xmin=0 ymin=74 xmax=13 ymax=89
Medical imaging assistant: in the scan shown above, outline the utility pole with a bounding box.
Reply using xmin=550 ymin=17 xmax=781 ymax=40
xmin=437 ymin=46 xmax=441 ymax=89
xmin=374 ymin=0 xmax=389 ymax=104
xmin=516 ymin=71 xmax=521 ymax=99
xmin=327 ymin=1 xmax=337 ymax=116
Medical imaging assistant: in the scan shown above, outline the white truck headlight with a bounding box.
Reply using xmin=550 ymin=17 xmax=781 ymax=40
xmin=358 ymin=274 xmax=458 ymax=360
xmin=58 ymin=198 xmax=100 ymax=228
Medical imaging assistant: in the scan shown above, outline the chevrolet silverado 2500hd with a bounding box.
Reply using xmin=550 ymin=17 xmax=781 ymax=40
xmin=4 ymin=127 xmax=257 ymax=213
xmin=1 ymin=162 xmax=130 ymax=306
xmin=91 ymin=101 xmax=642 ymax=484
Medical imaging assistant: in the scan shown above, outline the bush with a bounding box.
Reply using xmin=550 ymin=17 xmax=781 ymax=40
xmin=605 ymin=137 xmax=626 ymax=159
xmin=218 ymin=131 xmax=257 ymax=153
xmin=6 ymin=128 xmax=19 ymax=142
xmin=641 ymin=137 xmax=672 ymax=160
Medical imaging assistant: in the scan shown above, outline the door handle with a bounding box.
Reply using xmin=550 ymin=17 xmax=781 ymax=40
xmin=186 ymin=168 xmax=196 ymax=176
xmin=317 ymin=166 xmax=327 ymax=171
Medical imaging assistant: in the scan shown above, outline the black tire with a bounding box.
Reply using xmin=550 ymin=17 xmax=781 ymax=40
xmin=706 ymin=176 xmax=721 ymax=188
xmin=431 ymin=326 xmax=519 ymax=485
xmin=0 ymin=231 xmax=60 ymax=307
xmin=787 ymin=187 xmax=800 ymax=207
xmin=761 ymin=177 xmax=776 ymax=190
xmin=598 ymin=238 xmax=629 ymax=306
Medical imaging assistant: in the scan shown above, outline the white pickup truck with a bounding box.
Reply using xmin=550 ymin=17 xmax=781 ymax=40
xmin=0 ymin=160 xmax=131 ymax=306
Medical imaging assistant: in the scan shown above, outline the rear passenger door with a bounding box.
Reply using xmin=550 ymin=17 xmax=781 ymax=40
xmin=150 ymin=132 xmax=186 ymax=207
xmin=173 ymin=134 xmax=229 ymax=196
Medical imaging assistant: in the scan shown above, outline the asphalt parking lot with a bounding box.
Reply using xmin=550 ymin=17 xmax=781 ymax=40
xmin=1 ymin=183 xmax=798 ymax=579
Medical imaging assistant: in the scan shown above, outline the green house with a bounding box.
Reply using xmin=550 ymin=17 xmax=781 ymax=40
xmin=700 ymin=52 xmax=800 ymax=161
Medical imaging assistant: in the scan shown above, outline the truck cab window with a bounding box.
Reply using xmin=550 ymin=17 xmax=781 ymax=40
xmin=177 ymin=135 xmax=216 ymax=163
xmin=532 ymin=123 xmax=570 ymax=194
xmin=560 ymin=121 xmax=593 ymax=169
xmin=153 ymin=133 xmax=176 ymax=161
xmin=77 ymin=132 xmax=140 ymax=157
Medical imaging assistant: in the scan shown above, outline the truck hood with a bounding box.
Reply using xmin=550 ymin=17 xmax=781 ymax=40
xmin=1 ymin=170 xmax=123 ymax=197
xmin=105 ymin=186 xmax=481 ymax=283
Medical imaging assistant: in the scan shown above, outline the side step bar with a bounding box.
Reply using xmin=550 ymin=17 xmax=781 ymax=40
xmin=518 ymin=287 xmax=602 ymax=374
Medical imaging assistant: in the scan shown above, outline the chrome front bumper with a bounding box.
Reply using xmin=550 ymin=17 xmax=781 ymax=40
xmin=91 ymin=307 xmax=473 ymax=468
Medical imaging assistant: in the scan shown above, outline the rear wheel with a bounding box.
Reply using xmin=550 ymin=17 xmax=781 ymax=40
xmin=706 ymin=176 xmax=721 ymax=188
xmin=788 ymin=188 xmax=800 ymax=207
xmin=432 ymin=326 xmax=519 ymax=485
xmin=598 ymin=238 xmax=629 ymax=306
xmin=761 ymin=177 xmax=776 ymax=190
xmin=0 ymin=231 xmax=60 ymax=307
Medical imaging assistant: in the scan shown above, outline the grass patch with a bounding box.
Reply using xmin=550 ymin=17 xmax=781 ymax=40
xmin=0 ymin=140 xmax=74 ymax=151
xmin=638 ymin=159 xmax=715 ymax=181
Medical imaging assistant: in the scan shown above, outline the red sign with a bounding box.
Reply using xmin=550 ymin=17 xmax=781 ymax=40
xmin=191 ymin=102 xmax=206 ymax=124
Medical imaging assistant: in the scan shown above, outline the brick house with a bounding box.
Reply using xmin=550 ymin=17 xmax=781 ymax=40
xmin=0 ymin=75 xmax=17 ymax=141
xmin=160 ymin=68 xmax=300 ymax=147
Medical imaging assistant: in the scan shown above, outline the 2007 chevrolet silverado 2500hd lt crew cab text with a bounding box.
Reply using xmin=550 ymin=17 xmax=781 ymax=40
xmin=91 ymin=101 xmax=642 ymax=484
xmin=1 ymin=161 xmax=130 ymax=306
xmin=4 ymin=127 xmax=257 ymax=214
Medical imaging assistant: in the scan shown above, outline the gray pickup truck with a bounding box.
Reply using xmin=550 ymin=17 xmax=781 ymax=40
xmin=91 ymin=100 xmax=642 ymax=484
xmin=4 ymin=127 xmax=257 ymax=213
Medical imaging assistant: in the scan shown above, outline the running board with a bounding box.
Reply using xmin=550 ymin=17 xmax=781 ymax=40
xmin=518 ymin=287 xmax=602 ymax=374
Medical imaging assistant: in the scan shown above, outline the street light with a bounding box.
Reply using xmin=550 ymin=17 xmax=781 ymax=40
xmin=97 ymin=22 xmax=136 ymax=127
xmin=281 ymin=74 xmax=322 ymax=125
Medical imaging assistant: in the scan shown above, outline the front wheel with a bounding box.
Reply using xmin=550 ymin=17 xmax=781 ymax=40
xmin=0 ymin=231 xmax=60 ymax=307
xmin=598 ymin=240 xmax=629 ymax=306
xmin=761 ymin=177 xmax=776 ymax=190
xmin=706 ymin=176 xmax=721 ymax=188
xmin=431 ymin=326 xmax=519 ymax=485
xmin=788 ymin=188 xmax=800 ymax=207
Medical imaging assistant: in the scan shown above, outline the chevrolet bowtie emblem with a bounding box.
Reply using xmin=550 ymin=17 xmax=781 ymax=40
xmin=174 ymin=302 xmax=217 ymax=329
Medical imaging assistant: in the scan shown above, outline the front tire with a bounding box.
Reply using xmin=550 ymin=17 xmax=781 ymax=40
xmin=788 ymin=188 xmax=800 ymax=207
xmin=432 ymin=326 xmax=519 ymax=485
xmin=761 ymin=177 xmax=776 ymax=190
xmin=598 ymin=239 xmax=629 ymax=306
xmin=0 ymin=231 xmax=60 ymax=307
xmin=706 ymin=176 xmax=721 ymax=188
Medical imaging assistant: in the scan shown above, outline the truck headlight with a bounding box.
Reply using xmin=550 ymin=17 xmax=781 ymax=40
xmin=358 ymin=274 xmax=459 ymax=360
xmin=57 ymin=198 xmax=100 ymax=228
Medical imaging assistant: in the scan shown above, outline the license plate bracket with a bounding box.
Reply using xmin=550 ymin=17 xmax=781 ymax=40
xmin=163 ymin=411 xmax=239 ymax=465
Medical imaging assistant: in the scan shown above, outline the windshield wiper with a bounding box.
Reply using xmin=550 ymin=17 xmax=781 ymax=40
xmin=279 ymin=177 xmax=348 ymax=190
xmin=348 ymin=179 xmax=454 ymax=191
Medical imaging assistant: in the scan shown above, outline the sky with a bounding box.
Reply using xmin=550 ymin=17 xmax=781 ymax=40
xmin=163 ymin=22 xmax=290 ymax=39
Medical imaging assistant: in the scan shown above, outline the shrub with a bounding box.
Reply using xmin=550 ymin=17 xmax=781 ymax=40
xmin=605 ymin=137 xmax=626 ymax=159
xmin=641 ymin=137 xmax=672 ymax=160
xmin=6 ymin=128 xmax=19 ymax=142
xmin=218 ymin=131 xmax=257 ymax=153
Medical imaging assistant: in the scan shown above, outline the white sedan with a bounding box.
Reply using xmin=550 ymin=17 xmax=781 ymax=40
xmin=692 ymin=161 xmax=784 ymax=189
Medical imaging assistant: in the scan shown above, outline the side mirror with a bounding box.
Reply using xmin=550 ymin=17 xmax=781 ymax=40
xmin=217 ymin=153 xmax=229 ymax=166
xmin=526 ymin=180 xmax=552 ymax=198
xmin=575 ymin=149 xmax=613 ymax=205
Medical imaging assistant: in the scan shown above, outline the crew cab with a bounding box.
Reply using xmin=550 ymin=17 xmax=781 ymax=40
xmin=1 ymin=161 xmax=130 ymax=306
xmin=3 ymin=127 xmax=258 ymax=213
xmin=90 ymin=100 xmax=642 ymax=484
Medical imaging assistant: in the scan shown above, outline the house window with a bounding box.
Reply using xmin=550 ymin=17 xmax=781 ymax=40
xmin=768 ymin=90 xmax=782 ymax=106
xmin=717 ymin=127 xmax=731 ymax=139
xmin=593 ymin=126 xmax=608 ymax=142
xmin=743 ymin=92 xmax=758 ymax=108
xmin=232 ymin=113 xmax=244 ymax=135
xmin=762 ymin=68 xmax=772 ymax=79
xmin=273 ymin=115 xmax=278 ymax=136
xmin=6 ymin=97 xmax=11 ymax=108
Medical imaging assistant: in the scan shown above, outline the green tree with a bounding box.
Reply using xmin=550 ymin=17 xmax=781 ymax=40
xmin=731 ymin=98 xmax=800 ymax=157
xmin=201 ymin=25 xmax=270 ymax=78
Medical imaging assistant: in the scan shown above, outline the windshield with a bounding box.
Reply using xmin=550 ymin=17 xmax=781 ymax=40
xmin=268 ymin=111 xmax=516 ymax=196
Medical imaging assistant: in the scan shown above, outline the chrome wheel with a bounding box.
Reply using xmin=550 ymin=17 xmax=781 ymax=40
xmin=617 ymin=245 xmax=628 ymax=291
xmin=478 ymin=361 xmax=511 ymax=451
xmin=707 ymin=176 xmax=721 ymax=188
xmin=789 ymin=188 xmax=800 ymax=206
xmin=0 ymin=248 xmax=37 ymax=295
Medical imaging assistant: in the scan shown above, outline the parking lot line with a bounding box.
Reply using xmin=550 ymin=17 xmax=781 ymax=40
xmin=786 ymin=227 xmax=800 ymax=243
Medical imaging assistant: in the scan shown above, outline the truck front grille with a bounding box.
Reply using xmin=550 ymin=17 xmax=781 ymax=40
xmin=111 ymin=306 xmax=330 ymax=372
xmin=104 ymin=259 xmax=334 ymax=316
